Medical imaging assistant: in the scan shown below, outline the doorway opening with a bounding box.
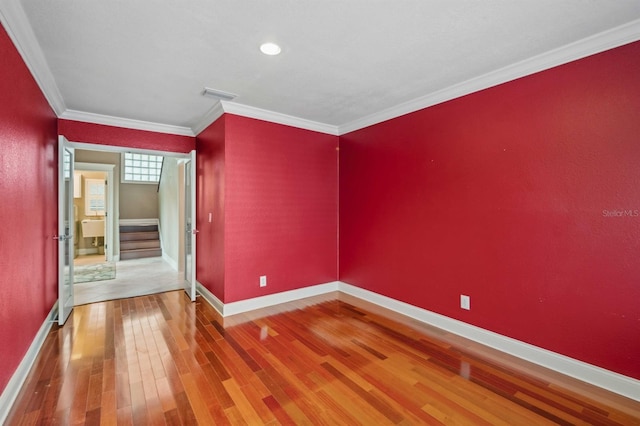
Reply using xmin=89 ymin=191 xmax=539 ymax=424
xmin=60 ymin=140 xmax=195 ymax=307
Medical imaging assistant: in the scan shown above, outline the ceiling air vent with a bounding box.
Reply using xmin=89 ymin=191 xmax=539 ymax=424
xmin=202 ymin=87 xmax=237 ymax=101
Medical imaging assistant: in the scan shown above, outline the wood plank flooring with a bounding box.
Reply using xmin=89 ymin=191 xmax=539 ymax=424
xmin=6 ymin=290 xmax=640 ymax=425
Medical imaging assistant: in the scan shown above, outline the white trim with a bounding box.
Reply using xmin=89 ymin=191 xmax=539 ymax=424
xmin=197 ymin=281 xmax=340 ymax=317
xmin=0 ymin=301 xmax=58 ymax=425
xmin=77 ymin=248 xmax=99 ymax=256
xmin=64 ymin=140 xmax=191 ymax=159
xmin=118 ymin=218 xmax=159 ymax=227
xmin=162 ymin=252 xmax=179 ymax=272
xmin=337 ymin=282 xmax=640 ymax=402
xmin=60 ymin=110 xmax=195 ymax=137
xmin=74 ymin=162 xmax=115 ymax=262
xmin=192 ymin=102 xmax=225 ymax=136
xmin=196 ymin=281 xmax=224 ymax=316
xmin=3 ymin=0 xmax=638 ymax=140
xmin=223 ymin=281 xmax=340 ymax=316
xmin=338 ymin=19 xmax=640 ymax=135
xmin=195 ymin=279 xmax=639 ymax=401
xmin=75 ymin=162 xmax=115 ymax=172
xmin=0 ymin=0 xmax=65 ymax=115
xmin=219 ymin=101 xmax=340 ymax=136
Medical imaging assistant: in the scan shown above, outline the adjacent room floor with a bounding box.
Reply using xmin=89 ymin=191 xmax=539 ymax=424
xmin=6 ymin=290 xmax=640 ymax=425
xmin=74 ymin=256 xmax=184 ymax=306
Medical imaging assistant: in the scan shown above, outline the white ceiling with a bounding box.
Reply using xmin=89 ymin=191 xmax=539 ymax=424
xmin=3 ymin=1 xmax=640 ymax=136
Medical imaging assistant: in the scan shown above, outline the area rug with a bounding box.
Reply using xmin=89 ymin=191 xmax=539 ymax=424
xmin=74 ymin=262 xmax=116 ymax=284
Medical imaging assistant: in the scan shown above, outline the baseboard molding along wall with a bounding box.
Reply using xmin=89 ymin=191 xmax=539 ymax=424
xmin=77 ymin=248 xmax=99 ymax=256
xmin=162 ymin=252 xmax=179 ymax=272
xmin=0 ymin=301 xmax=58 ymax=425
xmin=3 ymin=280 xmax=635 ymax=422
xmin=196 ymin=281 xmax=224 ymax=315
xmin=196 ymin=281 xmax=340 ymax=317
xmin=196 ymin=280 xmax=640 ymax=402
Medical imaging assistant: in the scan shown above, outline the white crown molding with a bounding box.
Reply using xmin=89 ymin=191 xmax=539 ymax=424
xmin=338 ymin=18 xmax=640 ymax=135
xmin=220 ymin=101 xmax=340 ymax=136
xmin=4 ymin=0 xmax=638 ymax=141
xmin=60 ymin=110 xmax=195 ymax=137
xmin=0 ymin=0 xmax=66 ymax=115
xmin=191 ymin=101 xmax=225 ymax=136
xmin=0 ymin=301 xmax=58 ymax=425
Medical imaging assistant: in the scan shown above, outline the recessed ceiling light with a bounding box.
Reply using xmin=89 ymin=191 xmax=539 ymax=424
xmin=260 ymin=42 xmax=281 ymax=56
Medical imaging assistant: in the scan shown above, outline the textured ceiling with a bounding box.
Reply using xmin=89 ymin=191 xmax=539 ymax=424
xmin=10 ymin=1 xmax=640 ymax=133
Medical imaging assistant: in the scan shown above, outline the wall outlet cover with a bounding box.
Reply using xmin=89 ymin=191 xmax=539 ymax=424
xmin=460 ymin=294 xmax=470 ymax=310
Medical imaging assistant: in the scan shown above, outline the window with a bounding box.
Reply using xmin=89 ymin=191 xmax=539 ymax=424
xmin=63 ymin=149 xmax=71 ymax=180
xmin=121 ymin=153 xmax=163 ymax=183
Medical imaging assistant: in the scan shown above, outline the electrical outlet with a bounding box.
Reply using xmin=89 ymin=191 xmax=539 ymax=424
xmin=260 ymin=275 xmax=267 ymax=287
xmin=460 ymin=294 xmax=470 ymax=310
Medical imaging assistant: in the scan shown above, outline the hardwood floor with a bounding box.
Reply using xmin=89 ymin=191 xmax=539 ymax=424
xmin=6 ymin=290 xmax=640 ymax=425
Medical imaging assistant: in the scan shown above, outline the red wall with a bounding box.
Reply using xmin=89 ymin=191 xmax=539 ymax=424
xmin=195 ymin=116 xmax=226 ymax=301
xmin=339 ymin=41 xmax=640 ymax=379
xmin=0 ymin=24 xmax=58 ymax=394
xmin=58 ymin=119 xmax=195 ymax=153
xmin=223 ymin=115 xmax=338 ymax=303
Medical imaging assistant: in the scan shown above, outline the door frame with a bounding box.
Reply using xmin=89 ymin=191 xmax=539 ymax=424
xmin=57 ymin=136 xmax=75 ymax=325
xmin=75 ymin=162 xmax=115 ymax=262
xmin=181 ymin=150 xmax=197 ymax=301
xmin=58 ymin=138 xmax=197 ymax=305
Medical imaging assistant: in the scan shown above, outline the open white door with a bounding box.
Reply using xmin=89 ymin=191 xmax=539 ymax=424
xmin=184 ymin=150 xmax=197 ymax=301
xmin=57 ymin=136 xmax=75 ymax=325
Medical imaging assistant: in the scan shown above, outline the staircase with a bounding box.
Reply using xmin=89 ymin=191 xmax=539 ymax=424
xmin=119 ymin=224 xmax=162 ymax=260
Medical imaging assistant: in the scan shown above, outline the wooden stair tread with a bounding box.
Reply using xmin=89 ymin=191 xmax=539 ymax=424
xmin=119 ymin=247 xmax=162 ymax=260
xmin=120 ymin=240 xmax=161 ymax=250
xmin=120 ymin=231 xmax=160 ymax=241
xmin=119 ymin=223 xmax=161 ymax=260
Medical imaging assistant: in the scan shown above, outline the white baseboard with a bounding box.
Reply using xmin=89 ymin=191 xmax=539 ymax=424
xmin=196 ymin=281 xmax=340 ymax=317
xmin=223 ymin=282 xmax=340 ymax=316
xmin=0 ymin=301 xmax=58 ymax=424
xmin=77 ymin=248 xmax=99 ymax=255
xmin=195 ymin=279 xmax=639 ymax=401
xmin=196 ymin=281 xmax=225 ymax=316
xmin=337 ymin=281 xmax=640 ymax=402
xmin=162 ymin=252 xmax=179 ymax=271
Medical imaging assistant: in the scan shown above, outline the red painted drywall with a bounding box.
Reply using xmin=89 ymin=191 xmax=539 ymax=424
xmin=58 ymin=119 xmax=195 ymax=153
xmin=195 ymin=116 xmax=226 ymax=301
xmin=0 ymin=24 xmax=58 ymax=394
xmin=339 ymin=41 xmax=640 ymax=379
xmin=223 ymin=115 xmax=338 ymax=303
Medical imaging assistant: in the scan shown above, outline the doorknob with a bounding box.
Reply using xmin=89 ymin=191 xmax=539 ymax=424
xmin=53 ymin=235 xmax=70 ymax=241
xmin=192 ymin=229 xmax=199 ymax=235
